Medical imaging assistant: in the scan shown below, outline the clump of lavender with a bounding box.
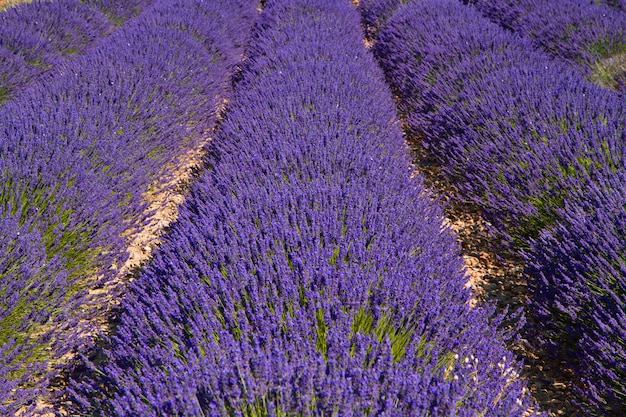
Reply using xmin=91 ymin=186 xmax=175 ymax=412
xmin=466 ymin=0 xmax=626 ymax=89
xmin=0 ymin=0 xmax=153 ymax=103
xmin=526 ymin=172 xmax=626 ymax=415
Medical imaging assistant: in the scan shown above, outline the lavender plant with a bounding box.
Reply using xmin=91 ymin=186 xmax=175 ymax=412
xmin=65 ymin=0 xmax=532 ymax=415
xmin=0 ymin=209 xmax=71 ymax=415
xmin=367 ymin=0 xmax=626 ymax=413
xmin=526 ymin=172 xmax=626 ymax=415
xmin=0 ymin=0 xmax=258 ymax=412
xmin=0 ymin=0 xmax=153 ymax=103
xmin=465 ymin=0 xmax=626 ymax=90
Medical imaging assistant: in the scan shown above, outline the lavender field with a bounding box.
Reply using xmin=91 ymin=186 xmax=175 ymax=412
xmin=0 ymin=0 xmax=624 ymax=416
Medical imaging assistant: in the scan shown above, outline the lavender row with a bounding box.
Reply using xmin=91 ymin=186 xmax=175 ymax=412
xmin=364 ymin=0 xmax=626 ymax=413
xmin=465 ymin=0 xmax=626 ymax=90
xmin=0 ymin=0 xmax=153 ymax=103
xmin=361 ymin=0 xmax=626 ymax=90
xmin=0 ymin=0 xmax=258 ymax=413
xmin=65 ymin=0 xmax=533 ymax=415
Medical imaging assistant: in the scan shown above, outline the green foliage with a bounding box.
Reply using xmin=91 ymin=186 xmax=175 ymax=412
xmin=227 ymin=395 xmax=313 ymax=417
xmin=24 ymin=55 xmax=51 ymax=69
xmin=350 ymin=307 xmax=415 ymax=363
xmin=513 ymin=190 xmax=565 ymax=248
xmin=315 ymin=308 xmax=328 ymax=360
xmin=587 ymin=37 xmax=626 ymax=60
xmin=0 ymin=85 xmax=9 ymax=103
xmin=328 ymin=245 xmax=340 ymax=266
xmin=590 ymin=51 xmax=626 ymax=90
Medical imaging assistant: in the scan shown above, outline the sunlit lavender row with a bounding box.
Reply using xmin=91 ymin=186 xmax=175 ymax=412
xmin=361 ymin=0 xmax=626 ymax=414
xmin=0 ymin=0 xmax=152 ymax=103
xmin=465 ymin=0 xmax=626 ymax=90
xmin=64 ymin=0 xmax=532 ymax=415
xmin=0 ymin=0 xmax=257 ymax=413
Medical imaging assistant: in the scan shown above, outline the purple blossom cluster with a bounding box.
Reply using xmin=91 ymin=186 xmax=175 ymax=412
xmin=65 ymin=0 xmax=532 ymax=415
xmin=365 ymin=0 xmax=626 ymax=413
xmin=0 ymin=0 xmax=257 ymax=413
xmin=465 ymin=0 xmax=626 ymax=89
xmin=0 ymin=210 xmax=67 ymax=413
xmin=0 ymin=0 xmax=153 ymax=103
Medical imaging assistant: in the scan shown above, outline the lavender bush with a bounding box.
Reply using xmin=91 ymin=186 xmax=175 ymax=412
xmin=367 ymin=0 xmax=626 ymax=413
xmin=526 ymin=171 xmax=626 ymax=415
xmin=465 ymin=0 xmax=626 ymax=89
xmin=0 ymin=0 xmax=257 ymax=412
xmin=0 ymin=0 xmax=155 ymax=103
xmin=65 ymin=0 xmax=532 ymax=415
xmin=0 ymin=210 xmax=66 ymax=415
